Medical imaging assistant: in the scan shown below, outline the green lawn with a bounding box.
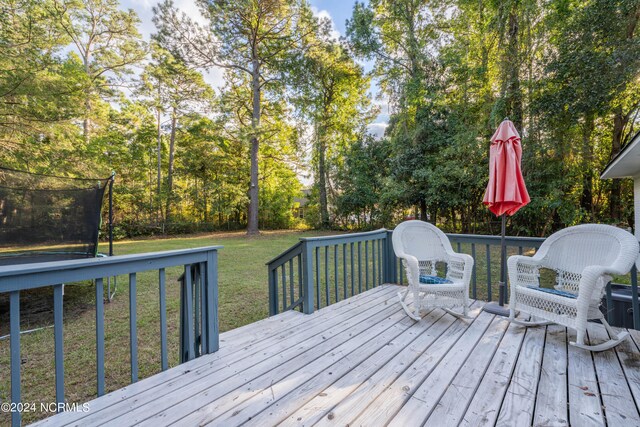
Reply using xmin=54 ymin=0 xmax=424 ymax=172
xmin=0 ymin=229 xmax=336 ymax=424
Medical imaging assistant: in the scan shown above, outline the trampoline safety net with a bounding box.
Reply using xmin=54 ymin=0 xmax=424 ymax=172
xmin=0 ymin=167 xmax=112 ymax=266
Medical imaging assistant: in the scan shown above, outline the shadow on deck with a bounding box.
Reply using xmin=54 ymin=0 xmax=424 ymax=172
xmin=34 ymin=285 xmax=640 ymax=427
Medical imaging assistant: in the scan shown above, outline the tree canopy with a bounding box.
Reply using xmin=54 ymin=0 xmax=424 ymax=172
xmin=1 ymin=0 xmax=639 ymax=237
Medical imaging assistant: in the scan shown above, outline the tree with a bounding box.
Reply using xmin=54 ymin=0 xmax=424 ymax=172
xmin=291 ymin=35 xmax=374 ymax=228
xmin=50 ymin=0 xmax=146 ymax=145
xmin=540 ymin=0 xmax=640 ymax=220
xmin=139 ymin=45 xmax=214 ymax=221
xmin=0 ymin=0 xmax=85 ymax=157
xmin=153 ymin=0 xmax=314 ymax=234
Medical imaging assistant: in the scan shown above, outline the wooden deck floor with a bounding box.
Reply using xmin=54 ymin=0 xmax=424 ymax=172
xmin=34 ymin=285 xmax=640 ymax=427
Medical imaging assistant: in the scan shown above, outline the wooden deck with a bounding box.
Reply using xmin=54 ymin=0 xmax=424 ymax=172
xmin=34 ymin=285 xmax=640 ymax=427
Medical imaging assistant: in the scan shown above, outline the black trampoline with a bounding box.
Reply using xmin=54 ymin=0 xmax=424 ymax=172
xmin=0 ymin=166 xmax=114 ymax=267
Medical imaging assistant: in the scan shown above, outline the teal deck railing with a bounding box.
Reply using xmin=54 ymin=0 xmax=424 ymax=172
xmin=0 ymin=246 xmax=221 ymax=427
xmin=266 ymin=229 xmax=393 ymax=315
xmin=267 ymin=229 xmax=640 ymax=330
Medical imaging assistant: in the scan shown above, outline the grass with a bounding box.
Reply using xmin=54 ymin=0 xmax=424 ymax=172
xmin=0 ymin=229 xmax=337 ymax=424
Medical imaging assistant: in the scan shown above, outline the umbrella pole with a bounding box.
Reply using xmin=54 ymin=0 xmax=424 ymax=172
xmin=499 ymin=213 xmax=506 ymax=306
xmin=483 ymin=214 xmax=511 ymax=317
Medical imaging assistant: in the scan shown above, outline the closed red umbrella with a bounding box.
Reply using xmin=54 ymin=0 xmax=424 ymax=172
xmin=483 ymin=119 xmax=530 ymax=215
xmin=482 ymin=119 xmax=530 ymax=314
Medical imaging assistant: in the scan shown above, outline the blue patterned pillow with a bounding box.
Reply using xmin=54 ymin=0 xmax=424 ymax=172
xmin=526 ymin=286 xmax=577 ymax=299
xmin=419 ymin=275 xmax=453 ymax=285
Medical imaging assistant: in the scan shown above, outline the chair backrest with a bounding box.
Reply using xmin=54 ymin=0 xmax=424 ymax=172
xmin=537 ymin=224 xmax=639 ymax=276
xmin=392 ymin=220 xmax=453 ymax=262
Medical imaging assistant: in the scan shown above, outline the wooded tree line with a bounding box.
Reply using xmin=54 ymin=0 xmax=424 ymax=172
xmin=331 ymin=0 xmax=640 ymax=236
xmin=1 ymin=0 xmax=373 ymax=236
xmin=2 ymin=0 xmax=639 ymax=237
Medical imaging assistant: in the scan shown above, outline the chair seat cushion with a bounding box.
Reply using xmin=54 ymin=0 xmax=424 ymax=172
xmin=526 ymin=286 xmax=577 ymax=299
xmin=420 ymin=275 xmax=453 ymax=285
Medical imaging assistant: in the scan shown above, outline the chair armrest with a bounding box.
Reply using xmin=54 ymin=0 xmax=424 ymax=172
xmin=397 ymin=253 xmax=420 ymax=289
xmin=577 ymin=265 xmax=624 ymax=299
xmin=507 ymin=255 xmax=541 ymax=288
xmin=446 ymin=252 xmax=474 ymax=284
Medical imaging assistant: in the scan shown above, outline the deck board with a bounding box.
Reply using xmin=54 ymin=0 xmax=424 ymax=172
xmin=32 ymin=284 xmax=640 ymax=427
xmin=567 ymin=328 xmax=605 ymax=426
xmin=533 ymin=325 xmax=569 ymax=427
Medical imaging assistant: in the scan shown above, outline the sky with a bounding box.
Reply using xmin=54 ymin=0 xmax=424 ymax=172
xmin=121 ymin=0 xmax=389 ymax=136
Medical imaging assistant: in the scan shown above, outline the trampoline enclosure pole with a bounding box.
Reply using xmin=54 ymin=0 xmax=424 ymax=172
xmin=109 ymin=172 xmax=115 ymax=257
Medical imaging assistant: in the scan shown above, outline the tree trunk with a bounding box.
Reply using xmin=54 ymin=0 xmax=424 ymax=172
xmin=419 ymin=199 xmax=427 ymax=221
xmin=247 ymin=59 xmax=261 ymax=235
xmin=156 ymin=107 xmax=162 ymax=222
xmin=505 ymin=7 xmax=523 ymax=131
xmin=165 ymin=107 xmax=177 ymax=222
xmin=83 ymin=53 xmax=91 ymax=146
xmin=317 ymin=124 xmax=330 ymax=228
xmin=610 ymin=107 xmax=626 ymax=221
xmin=580 ymin=113 xmax=595 ymax=218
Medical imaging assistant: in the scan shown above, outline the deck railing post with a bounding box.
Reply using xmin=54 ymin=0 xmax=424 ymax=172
xmin=268 ymin=267 xmax=278 ymax=316
xmin=301 ymin=240 xmax=315 ymax=314
xmin=384 ymin=230 xmax=397 ymax=284
xmin=631 ymin=264 xmax=639 ymax=330
xmin=205 ymin=250 xmax=219 ymax=353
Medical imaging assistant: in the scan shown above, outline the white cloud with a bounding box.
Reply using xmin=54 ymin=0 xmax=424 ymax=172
xmin=204 ymin=67 xmax=225 ymax=90
xmin=173 ymin=0 xmax=208 ymax=26
xmin=367 ymin=123 xmax=388 ymax=139
xmin=311 ymin=6 xmax=341 ymax=41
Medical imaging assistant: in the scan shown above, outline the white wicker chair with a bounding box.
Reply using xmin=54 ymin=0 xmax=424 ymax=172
xmin=392 ymin=220 xmax=474 ymax=320
xmin=508 ymin=224 xmax=639 ymax=351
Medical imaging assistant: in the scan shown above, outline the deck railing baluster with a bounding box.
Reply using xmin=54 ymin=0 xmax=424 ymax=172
xmin=199 ymin=262 xmax=207 ymax=355
xmin=324 ymin=246 xmax=329 ymax=306
xmin=298 ymin=255 xmax=303 ymax=312
xmin=334 ymin=245 xmax=338 ymax=303
xmin=129 ymin=272 xmax=138 ymax=382
xmin=378 ymin=239 xmax=382 ymax=285
xmin=53 ymin=284 xmax=64 ymax=408
xmin=289 ymin=260 xmax=294 ymax=307
xmin=193 ymin=267 xmax=200 ymax=358
xmin=282 ymin=264 xmax=287 ymax=313
xmin=342 ymin=244 xmax=347 ymax=300
xmin=351 ymin=242 xmax=355 ymax=296
xmin=365 ymin=240 xmax=369 ymax=290
xmin=471 ymin=244 xmax=477 ymax=299
xmin=486 ymin=245 xmax=492 ymax=301
xmin=315 ymin=247 xmax=320 ymax=309
xmin=357 ymin=241 xmax=362 ymax=293
xmin=159 ymin=268 xmax=168 ymax=371
xmin=632 ymin=265 xmax=639 ymax=330
xmin=371 ymin=240 xmax=376 ymax=288
xmin=95 ymin=278 xmax=105 ymax=396
xmin=10 ymin=291 xmax=20 ymax=427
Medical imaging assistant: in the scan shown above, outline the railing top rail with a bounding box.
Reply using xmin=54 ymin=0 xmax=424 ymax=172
xmin=266 ymin=241 xmax=303 ymax=267
xmin=446 ymin=233 xmax=545 ymax=245
xmin=0 ymin=246 xmax=222 ymax=293
xmin=300 ymin=228 xmax=388 ymax=243
xmin=0 ymin=245 xmax=223 ymax=278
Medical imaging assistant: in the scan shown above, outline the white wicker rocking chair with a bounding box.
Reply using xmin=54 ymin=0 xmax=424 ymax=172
xmin=393 ymin=220 xmax=474 ymax=320
xmin=508 ymin=224 xmax=639 ymax=351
